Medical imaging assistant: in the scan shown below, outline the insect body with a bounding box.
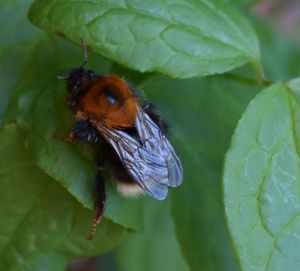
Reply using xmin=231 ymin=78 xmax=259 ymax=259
xmin=59 ymin=49 xmax=183 ymax=239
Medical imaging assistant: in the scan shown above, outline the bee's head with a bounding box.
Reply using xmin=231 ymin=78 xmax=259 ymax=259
xmin=57 ymin=38 xmax=99 ymax=111
xmin=63 ymin=68 xmax=97 ymax=110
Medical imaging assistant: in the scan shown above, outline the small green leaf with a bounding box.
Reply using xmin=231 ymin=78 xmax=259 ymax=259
xmin=28 ymin=0 xmax=260 ymax=78
xmin=0 ymin=124 xmax=126 ymax=271
xmin=224 ymin=83 xmax=300 ymax=270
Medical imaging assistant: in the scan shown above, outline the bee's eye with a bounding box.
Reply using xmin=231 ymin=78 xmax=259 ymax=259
xmin=105 ymin=93 xmax=118 ymax=105
xmin=87 ymin=70 xmax=96 ymax=77
xmin=102 ymin=86 xmax=119 ymax=106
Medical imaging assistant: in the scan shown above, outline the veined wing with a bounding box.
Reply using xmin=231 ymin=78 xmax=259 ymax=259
xmin=90 ymin=106 xmax=183 ymax=200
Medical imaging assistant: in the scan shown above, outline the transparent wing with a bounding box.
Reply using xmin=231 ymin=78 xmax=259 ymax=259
xmin=90 ymin=107 xmax=183 ymax=200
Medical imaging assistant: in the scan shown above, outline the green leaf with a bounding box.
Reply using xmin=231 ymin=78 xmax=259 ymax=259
xmin=116 ymin=199 xmax=188 ymax=271
xmin=28 ymin=0 xmax=260 ymax=78
xmin=0 ymin=124 xmax=126 ymax=271
xmin=224 ymin=82 xmax=300 ymax=270
xmin=138 ymin=74 xmax=259 ymax=270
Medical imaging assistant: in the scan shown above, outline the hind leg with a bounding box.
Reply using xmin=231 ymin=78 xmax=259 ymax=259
xmin=88 ymin=169 xmax=106 ymax=240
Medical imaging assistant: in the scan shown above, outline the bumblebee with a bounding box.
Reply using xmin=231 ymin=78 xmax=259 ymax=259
xmin=57 ymin=41 xmax=183 ymax=239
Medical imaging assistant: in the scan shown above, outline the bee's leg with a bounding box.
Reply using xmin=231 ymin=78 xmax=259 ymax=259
xmin=53 ymin=131 xmax=75 ymax=143
xmin=88 ymin=174 xmax=106 ymax=240
xmin=142 ymin=103 xmax=168 ymax=134
xmin=54 ymin=119 xmax=102 ymax=144
xmin=88 ymin=148 xmax=106 ymax=240
xmin=72 ymin=119 xmax=101 ymax=143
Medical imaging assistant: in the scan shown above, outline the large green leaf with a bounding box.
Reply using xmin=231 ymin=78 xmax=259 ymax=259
xmin=224 ymin=83 xmax=300 ymax=270
xmin=28 ymin=0 xmax=260 ymax=78
xmin=137 ymin=74 xmax=259 ymax=270
xmin=0 ymin=124 xmax=126 ymax=271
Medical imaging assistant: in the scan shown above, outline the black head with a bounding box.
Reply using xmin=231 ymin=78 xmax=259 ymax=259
xmin=64 ymin=67 xmax=98 ymax=110
xmin=58 ymin=38 xmax=100 ymax=110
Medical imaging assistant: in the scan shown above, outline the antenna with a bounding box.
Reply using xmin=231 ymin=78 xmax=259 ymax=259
xmin=57 ymin=75 xmax=69 ymax=80
xmin=56 ymin=38 xmax=89 ymax=80
xmin=80 ymin=37 xmax=88 ymax=68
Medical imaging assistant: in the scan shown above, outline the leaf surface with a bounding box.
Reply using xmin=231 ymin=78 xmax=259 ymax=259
xmin=224 ymin=83 xmax=300 ymax=270
xmin=29 ymin=0 xmax=260 ymax=78
xmin=0 ymin=124 xmax=126 ymax=271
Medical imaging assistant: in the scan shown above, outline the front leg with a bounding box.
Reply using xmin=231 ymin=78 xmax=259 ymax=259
xmin=54 ymin=119 xmax=102 ymax=144
xmin=53 ymin=131 xmax=75 ymax=143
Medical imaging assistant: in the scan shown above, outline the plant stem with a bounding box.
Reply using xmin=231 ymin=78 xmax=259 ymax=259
xmin=252 ymin=59 xmax=266 ymax=85
xmin=221 ymin=73 xmax=271 ymax=87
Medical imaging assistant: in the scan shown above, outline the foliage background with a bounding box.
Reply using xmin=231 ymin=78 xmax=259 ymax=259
xmin=1 ymin=0 xmax=300 ymax=271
